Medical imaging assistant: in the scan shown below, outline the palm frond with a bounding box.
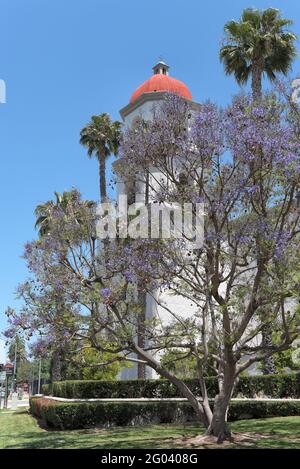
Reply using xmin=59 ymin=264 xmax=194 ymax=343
xmin=242 ymin=8 xmax=261 ymax=29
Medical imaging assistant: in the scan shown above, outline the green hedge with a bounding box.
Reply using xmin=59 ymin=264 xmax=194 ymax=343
xmin=42 ymin=373 xmax=300 ymax=399
xmin=30 ymin=397 xmax=300 ymax=430
xmin=30 ymin=397 xmax=196 ymax=429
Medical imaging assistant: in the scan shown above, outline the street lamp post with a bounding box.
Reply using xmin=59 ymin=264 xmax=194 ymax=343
xmin=37 ymin=357 xmax=42 ymax=394
xmin=13 ymin=340 xmax=17 ymax=392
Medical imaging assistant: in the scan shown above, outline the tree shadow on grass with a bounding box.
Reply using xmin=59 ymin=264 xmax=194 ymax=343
xmin=232 ymin=417 xmax=300 ymax=436
xmin=3 ymin=418 xmax=202 ymax=449
xmin=3 ymin=413 xmax=300 ymax=450
xmin=4 ymin=431 xmax=300 ymax=450
xmin=3 ymin=432 xmax=193 ymax=450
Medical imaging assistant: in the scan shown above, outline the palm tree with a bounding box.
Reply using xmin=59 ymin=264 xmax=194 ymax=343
xmin=220 ymin=7 xmax=297 ymax=99
xmin=34 ymin=190 xmax=95 ymax=382
xmin=35 ymin=191 xmax=67 ymax=237
xmin=80 ymin=114 xmax=121 ymax=202
xmin=35 ymin=190 xmax=95 ymax=238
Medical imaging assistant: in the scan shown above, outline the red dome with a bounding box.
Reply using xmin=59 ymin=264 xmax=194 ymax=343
xmin=130 ymin=74 xmax=192 ymax=103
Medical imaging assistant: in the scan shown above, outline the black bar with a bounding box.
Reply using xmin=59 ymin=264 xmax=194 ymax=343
xmin=1 ymin=448 xmax=298 ymax=464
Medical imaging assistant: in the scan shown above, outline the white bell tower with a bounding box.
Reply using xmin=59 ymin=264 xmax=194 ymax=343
xmin=115 ymin=62 xmax=198 ymax=380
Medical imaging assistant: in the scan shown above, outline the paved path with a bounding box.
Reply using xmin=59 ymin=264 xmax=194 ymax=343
xmin=0 ymin=398 xmax=29 ymax=410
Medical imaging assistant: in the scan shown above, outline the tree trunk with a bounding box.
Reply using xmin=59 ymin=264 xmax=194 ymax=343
xmin=99 ymin=154 xmax=107 ymax=203
xmin=50 ymin=350 xmax=62 ymax=382
xmin=99 ymin=150 xmax=109 ymax=270
xmin=137 ymin=289 xmax=146 ymax=379
xmin=262 ymin=323 xmax=276 ymax=375
xmin=136 ymin=174 xmax=149 ymax=379
xmin=206 ymin=393 xmax=232 ymax=442
xmin=251 ymin=59 xmax=263 ymax=101
xmin=132 ymin=342 xmax=210 ymax=427
xmin=197 ymin=359 xmax=213 ymax=424
xmin=206 ymin=357 xmax=236 ymax=443
xmin=134 ymin=337 xmax=238 ymax=438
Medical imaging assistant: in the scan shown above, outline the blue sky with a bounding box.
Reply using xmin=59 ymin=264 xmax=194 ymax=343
xmin=0 ymin=0 xmax=299 ymax=362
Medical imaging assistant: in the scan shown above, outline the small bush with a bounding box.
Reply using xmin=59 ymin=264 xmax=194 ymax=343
xmin=42 ymin=373 xmax=300 ymax=399
xmin=30 ymin=397 xmax=300 ymax=430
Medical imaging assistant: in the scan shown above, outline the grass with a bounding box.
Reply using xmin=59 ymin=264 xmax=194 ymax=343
xmin=0 ymin=409 xmax=300 ymax=449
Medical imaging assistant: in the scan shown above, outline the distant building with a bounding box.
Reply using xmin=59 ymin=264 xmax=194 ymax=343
xmin=3 ymin=363 xmax=13 ymax=371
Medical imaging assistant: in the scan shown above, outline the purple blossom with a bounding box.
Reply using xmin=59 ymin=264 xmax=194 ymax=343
xmin=100 ymin=288 xmax=112 ymax=298
xmin=124 ymin=270 xmax=135 ymax=282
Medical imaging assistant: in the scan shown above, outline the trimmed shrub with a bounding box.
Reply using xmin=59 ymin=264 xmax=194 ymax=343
xmin=42 ymin=372 xmax=300 ymax=400
xmin=45 ymin=378 xmax=214 ymax=399
xmin=29 ymin=397 xmax=58 ymax=421
xmin=30 ymin=397 xmax=196 ymax=429
xmin=30 ymin=397 xmax=300 ymax=430
xmin=227 ymin=400 xmax=300 ymax=421
xmin=236 ymin=373 xmax=300 ymax=398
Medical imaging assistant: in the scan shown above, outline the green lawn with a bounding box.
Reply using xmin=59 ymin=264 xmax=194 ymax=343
xmin=0 ymin=409 xmax=300 ymax=449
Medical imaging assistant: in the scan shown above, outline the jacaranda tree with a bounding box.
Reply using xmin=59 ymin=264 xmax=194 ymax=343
xmin=5 ymin=91 xmax=300 ymax=442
